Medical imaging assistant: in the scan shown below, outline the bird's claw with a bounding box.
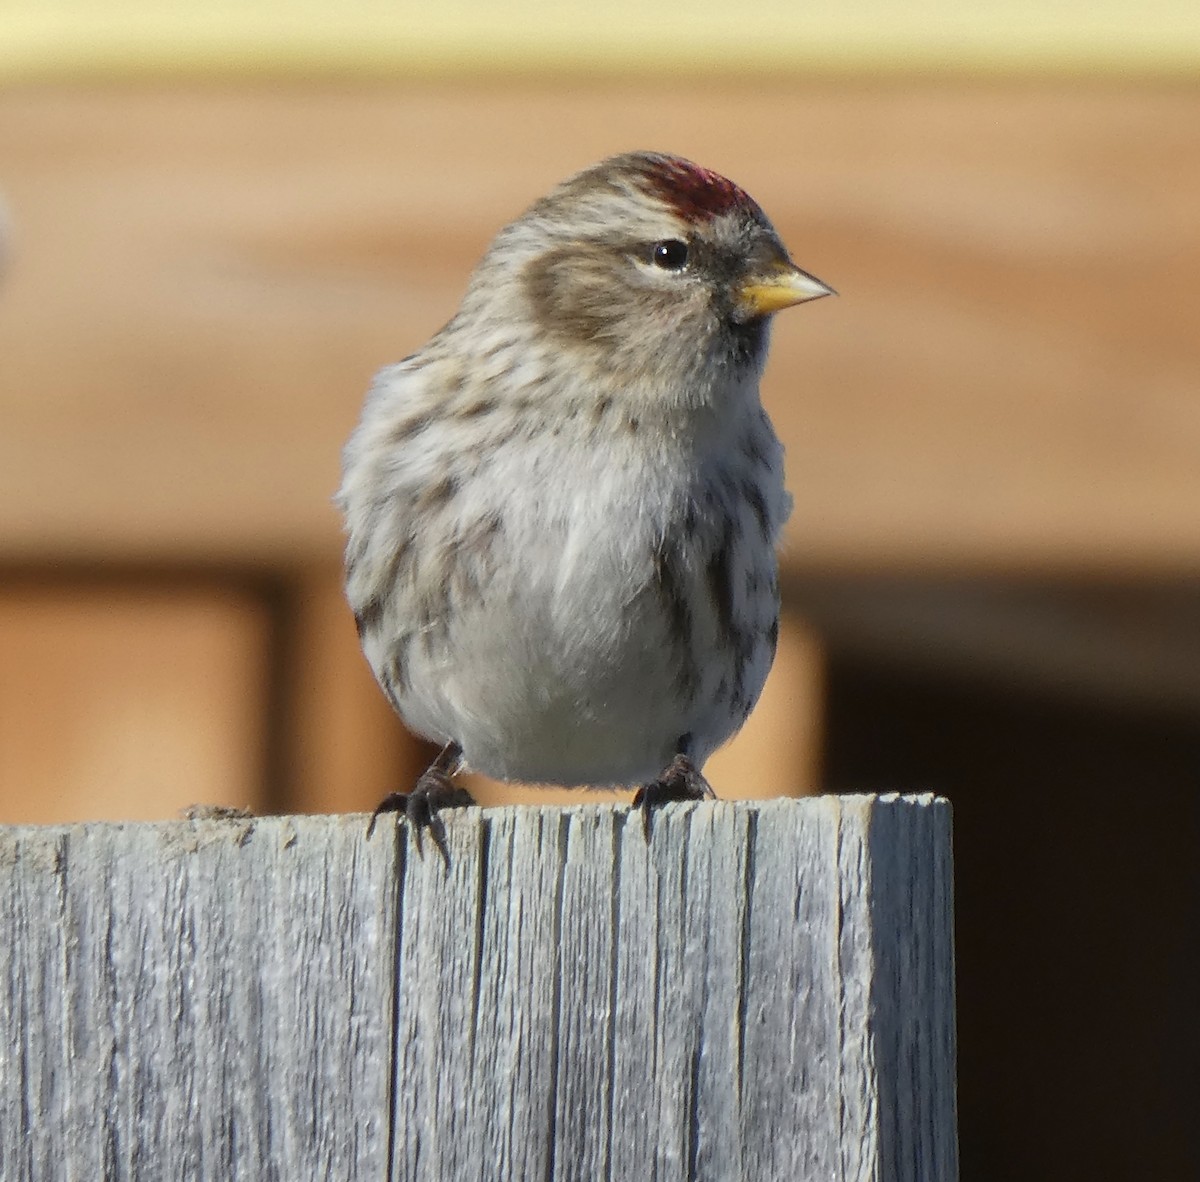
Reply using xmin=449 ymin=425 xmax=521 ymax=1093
xmin=632 ymin=754 xmax=715 ymax=840
xmin=366 ymin=769 xmax=475 ymax=866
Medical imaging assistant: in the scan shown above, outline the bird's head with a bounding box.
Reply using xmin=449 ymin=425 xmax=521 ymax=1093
xmin=460 ymin=151 xmax=832 ymax=405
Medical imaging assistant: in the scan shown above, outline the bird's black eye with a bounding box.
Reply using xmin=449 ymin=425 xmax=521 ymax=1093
xmin=650 ymin=239 xmax=689 ymax=271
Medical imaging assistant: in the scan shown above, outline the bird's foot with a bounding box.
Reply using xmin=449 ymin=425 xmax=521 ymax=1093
xmin=366 ymin=741 xmax=473 ymax=864
xmin=632 ymin=754 xmax=716 ymax=840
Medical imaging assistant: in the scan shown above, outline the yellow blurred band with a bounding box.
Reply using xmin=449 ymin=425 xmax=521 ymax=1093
xmin=1 ymin=2 xmax=1198 ymax=82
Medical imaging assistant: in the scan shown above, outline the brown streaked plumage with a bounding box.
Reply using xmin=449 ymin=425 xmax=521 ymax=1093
xmin=337 ymin=151 xmax=833 ymax=849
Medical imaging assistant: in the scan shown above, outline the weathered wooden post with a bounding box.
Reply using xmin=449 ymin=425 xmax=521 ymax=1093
xmin=1 ymin=795 xmax=956 ymax=1181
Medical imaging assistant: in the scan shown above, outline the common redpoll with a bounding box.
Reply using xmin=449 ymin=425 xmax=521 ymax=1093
xmin=338 ymin=151 xmax=832 ymax=839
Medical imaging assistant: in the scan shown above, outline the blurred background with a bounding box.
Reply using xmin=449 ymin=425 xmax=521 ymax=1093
xmin=2 ymin=2 xmax=1198 ymax=1177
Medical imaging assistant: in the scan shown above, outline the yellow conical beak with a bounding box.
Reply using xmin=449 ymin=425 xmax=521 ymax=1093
xmin=739 ymin=264 xmax=835 ymax=317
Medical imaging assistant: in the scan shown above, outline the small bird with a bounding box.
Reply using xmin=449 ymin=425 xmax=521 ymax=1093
xmin=338 ymin=151 xmax=832 ymax=842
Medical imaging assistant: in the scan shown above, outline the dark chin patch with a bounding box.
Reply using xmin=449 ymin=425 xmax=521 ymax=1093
xmin=722 ymin=316 xmax=769 ymax=371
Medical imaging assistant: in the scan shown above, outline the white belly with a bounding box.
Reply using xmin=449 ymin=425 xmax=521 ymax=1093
xmin=345 ymin=377 xmax=787 ymax=788
xmin=390 ymin=482 xmax=705 ymax=785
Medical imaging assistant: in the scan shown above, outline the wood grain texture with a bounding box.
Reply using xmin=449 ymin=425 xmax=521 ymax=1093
xmin=0 ymin=796 xmax=956 ymax=1182
xmin=0 ymin=814 xmax=396 ymax=1181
